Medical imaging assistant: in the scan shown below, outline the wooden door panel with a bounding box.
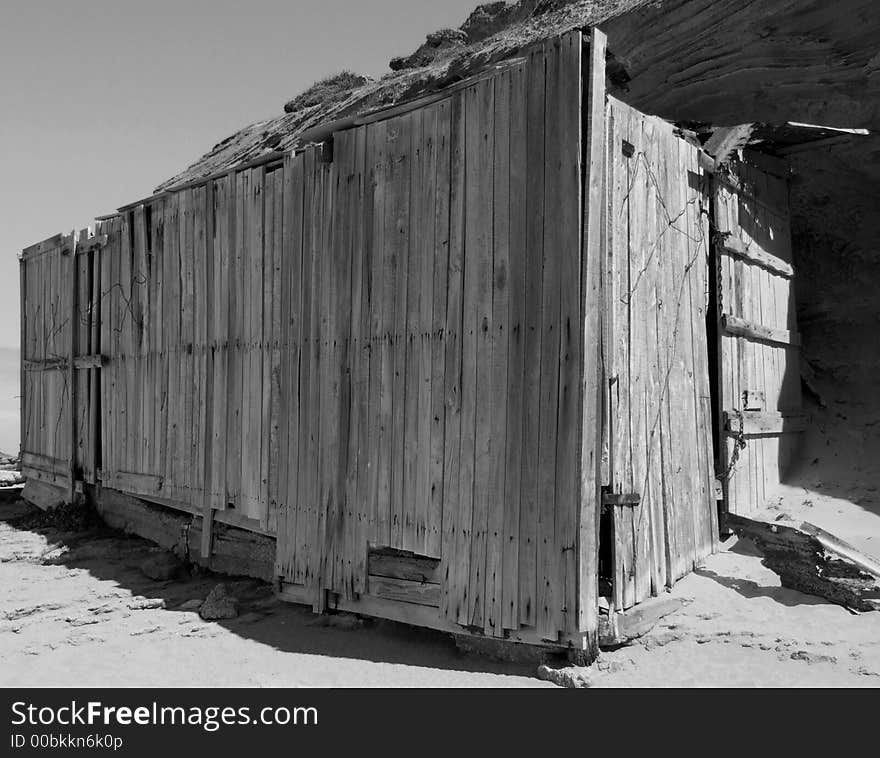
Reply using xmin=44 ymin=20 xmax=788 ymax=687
xmin=605 ymin=97 xmax=716 ymax=610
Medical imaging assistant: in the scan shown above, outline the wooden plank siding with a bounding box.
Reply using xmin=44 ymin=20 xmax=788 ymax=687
xmin=273 ymin=31 xmax=594 ymax=642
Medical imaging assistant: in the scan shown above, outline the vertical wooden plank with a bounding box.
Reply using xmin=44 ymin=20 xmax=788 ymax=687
xmin=261 ymin=171 xmax=276 ymax=528
xmin=389 ymin=113 xmax=411 ymax=550
xmin=485 ymin=68 xmax=510 ymax=636
xmin=312 ymin=158 xmax=333 ymax=609
xmin=150 ymin=202 xmax=165 ymax=486
xmin=239 ymin=174 xmax=253 ymax=514
xmin=642 ymin=116 xmax=664 ymax=594
xmin=402 ymin=111 xmax=423 ymax=553
xmin=467 ymin=74 xmax=494 ymax=630
xmin=200 ymin=180 xmax=215 ymax=558
xmin=226 ymin=171 xmax=246 ymax=511
xmin=609 ymin=99 xmax=635 ymax=609
xmin=19 ymin=256 xmax=26 ymax=461
xmin=553 ymin=30 xmax=583 ymax=634
xmin=518 ymin=45 xmax=545 ymax=629
xmin=688 ymin=144 xmax=716 ymax=557
xmin=303 ymin=152 xmax=324 ymax=589
xmin=655 ymin=124 xmax=678 ymax=588
xmin=439 ymin=93 xmax=465 ymax=621
xmin=365 ymin=120 xmax=387 ymax=551
xmin=345 ymin=127 xmax=369 ymax=595
xmin=67 ymin=233 xmax=77 ymax=500
xmin=131 ymin=208 xmax=148 ymax=478
xmin=577 ymin=28 xmax=606 ymax=647
xmin=250 ymin=168 xmax=266 ymax=519
xmin=537 ymin=38 xmax=562 ymax=636
xmin=414 ymin=105 xmax=436 ymax=557
xmin=120 ymin=214 xmax=134 ymax=481
xmin=279 ymin=154 xmax=305 ymax=578
xmin=376 ymin=121 xmax=395 ymax=549
xmin=276 ymin=155 xmax=296 ymax=575
xmin=502 ymin=61 xmax=527 ymax=631
xmin=352 ymin=126 xmax=372 ymax=592
xmin=428 ymin=99 xmax=452 ymax=561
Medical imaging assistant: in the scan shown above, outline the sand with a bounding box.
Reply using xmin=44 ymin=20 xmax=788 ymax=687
xmin=2 ymin=480 xmax=879 ymax=687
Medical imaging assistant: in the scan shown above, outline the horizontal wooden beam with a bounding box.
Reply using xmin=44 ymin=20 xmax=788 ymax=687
xmin=135 ymin=491 xmax=274 ymax=537
xmin=720 ymin=235 xmax=794 ymax=278
xmin=21 ymin=233 xmax=64 ymax=259
xmin=23 ymin=354 xmax=104 ymax=372
xmin=108 ymin=470 xmax=164 ymax=494
xmin=722 ymin=314 xmax=800 ymax=346
xmin=22 ymin=450 xmax=67 ymax=472
xmin=367 ymin=576 xmax=441 ymax=607
xmin=724 ymin=410 xmax=807 ymax=436
xmin=328 ymin=592 xmax=463 ymax=635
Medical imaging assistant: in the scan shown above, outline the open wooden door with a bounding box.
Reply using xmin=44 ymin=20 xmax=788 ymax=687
xmin=604 ymin=97 xmax=717 ymax=612
xmin=714 ymin=153 xmax=803 ymax=516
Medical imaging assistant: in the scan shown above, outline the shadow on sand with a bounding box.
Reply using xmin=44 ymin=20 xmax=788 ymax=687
xmin=0 ymin=497 xmax=543 ymax=679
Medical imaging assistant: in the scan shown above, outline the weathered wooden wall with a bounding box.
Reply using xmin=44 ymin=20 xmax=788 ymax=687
xmin=604 ymin=97 xmax=716 ymax=610
xmin=21 ymin=235 xmax=73 ymax=488
xmin=275 ymin=32 xmax=588 ymax=642
xmin=21 ymin=232 xmax=102 ymax=493
xmin=95 ymin=168 xmax=285 ymax=533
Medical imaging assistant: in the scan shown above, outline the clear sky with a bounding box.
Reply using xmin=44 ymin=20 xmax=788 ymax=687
xmin=0 ymin=0 xmax=482 ymax=350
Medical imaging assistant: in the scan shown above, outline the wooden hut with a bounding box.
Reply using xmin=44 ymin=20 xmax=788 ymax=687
xmin=18 ymin=28 xmax=803 ymax=661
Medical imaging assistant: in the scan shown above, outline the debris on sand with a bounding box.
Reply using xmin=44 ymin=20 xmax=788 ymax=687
xmin=127 ymin=597 xmax=165 ymax=611
xmin=725 ymin=513 xmax=880 ymax=611
xmin=177 ymin=599 xmax=203 ymax=612
xmin=536 ymin=664 xmax=592 ymax=688
xmin=199 ymin=584 xmax=238 ymax=620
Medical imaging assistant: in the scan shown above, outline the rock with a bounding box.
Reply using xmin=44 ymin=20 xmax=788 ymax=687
xmin=460 ymin=2 xmax=512 ymax=43
xmin=426 ymin=28 xmax=468 ymax=48
xmin=140 ymin=551 xmax=184 ymax=581
xmin=199 ymin=584 xmax=238 ymax=620
xmin=177 ymin=599 xmax=203 ymax=612
xmin=537 ymin=664 xmax=592 ymax=688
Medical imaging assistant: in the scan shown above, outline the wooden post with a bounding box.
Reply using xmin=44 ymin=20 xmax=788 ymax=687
xmin=67 ymin=232 xmax=78 ymax=502
xmin=19 ymin=255 xmax=26 ymax=462
xmin=575 ymin=27 xmax=607 ymax=662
